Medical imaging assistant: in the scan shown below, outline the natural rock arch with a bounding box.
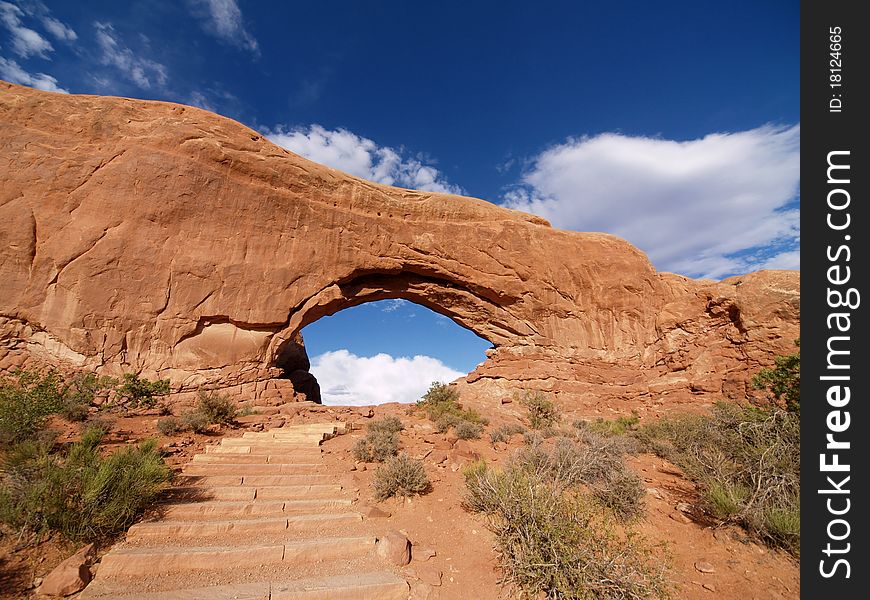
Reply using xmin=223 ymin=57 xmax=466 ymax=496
xmin=0 ymin=82 xmax=800 ymax=406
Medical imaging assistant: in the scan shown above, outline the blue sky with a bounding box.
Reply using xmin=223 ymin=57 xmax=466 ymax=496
xmin=1 ymin=1 xmax=800 ymax=403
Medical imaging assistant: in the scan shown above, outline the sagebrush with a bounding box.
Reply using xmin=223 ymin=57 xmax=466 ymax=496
xmin=372 ymin=453 xmax=430 ymax=500
xmin=464 ymin=460 xmax=668 ymax=599
xmin=638 ymin=402 xmax=800 ymax=555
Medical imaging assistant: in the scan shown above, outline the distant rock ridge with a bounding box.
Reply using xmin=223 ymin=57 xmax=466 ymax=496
xmin=0 ymin=81 xmax=799 ymax=406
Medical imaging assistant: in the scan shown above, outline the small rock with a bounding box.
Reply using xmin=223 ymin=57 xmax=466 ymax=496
xmin=357 ymin=463 xmax=367 ymax=472
xmin=361 ymin=505 xmax=391 ymax=518
xmin=35 ymin=543 xmax=95 ymax=597
xmin=500 ymin=397 xmax=512 ymax=404
xmin=452 ymin=440 xmax=480 ymax=460
xmin=694 ymin=560 xmax=715 ymax=574
xmin=702 ymin=583 xmax=717 ymax=592
xmin=377 ymin=530 xmax=411 ymax=566
xmin=676 ymin=502 xmax=693 ymax=513
xmin=646 ymin=487 xmax=664 ymax=500
xmin=410 ymin=582 xmax=434 ymax=600
xmin=669 ymin=511 xmax=692 ymax=524
xmin=410 ymin=564 xmax=442 ymax=586
xmin=429 ymin=450 xmax=448 ymax=465
xmin=413 ymin=546 xmax=436 ymax=561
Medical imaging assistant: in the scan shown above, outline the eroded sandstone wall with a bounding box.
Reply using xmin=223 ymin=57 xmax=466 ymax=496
xmin=0 ymin=82 xmax=799 ymax=406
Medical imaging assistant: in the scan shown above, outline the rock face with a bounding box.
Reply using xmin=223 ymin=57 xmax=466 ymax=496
xmin=0 ymin=82 xmax=799 ymax=406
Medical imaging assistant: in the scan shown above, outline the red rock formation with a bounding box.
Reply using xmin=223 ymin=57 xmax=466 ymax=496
xmin=0 ymin=82 xmax=799 ymax=406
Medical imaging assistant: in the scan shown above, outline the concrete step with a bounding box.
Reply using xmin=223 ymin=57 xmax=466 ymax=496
xmin=159 ymin=499 xmax=354 ymax=521
xmin=219 ymin=439 xmax=323 ymax=449
xmin=178 ymin=474 xmax=339 ymax=487
xmin=182 ymin=463 xmax=320 ymax=476
xmin=272 ymin=572 xmax=409 ymax=600
xmin=80 ymin=571 xmax=405 ymax=600
xmin=193 ymin=446 xmax=320 ymax=465
xmin=205 ymin=443 xmax=322 ymax=462
xmin=98 ymin=537 xmax=377 ymax=577
xmin=127 ymin=512 xmax=363 ymax=540
xmin=166 ymin=484 xmax=342 ymax=502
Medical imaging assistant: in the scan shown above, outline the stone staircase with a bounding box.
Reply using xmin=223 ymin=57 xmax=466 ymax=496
xmin=81 ymin=422 xmax=409 ymax=600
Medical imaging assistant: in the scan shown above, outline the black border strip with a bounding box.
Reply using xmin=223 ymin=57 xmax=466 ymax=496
xmin=802 ymin=1 xmax=868 ymax=595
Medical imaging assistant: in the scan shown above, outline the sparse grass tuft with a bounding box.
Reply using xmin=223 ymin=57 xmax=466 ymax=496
xmin=156 ymin=416 xmax=183 ymax=436
xmin=576 ymin=411 xmax=641 ymax=436
xmin=372 ymin=453 xmax=430 ymax=501
xmin=489 ymin=423 xmax=527 ymax=444
xmin=367 ymin=416 xmax=404 ymax=435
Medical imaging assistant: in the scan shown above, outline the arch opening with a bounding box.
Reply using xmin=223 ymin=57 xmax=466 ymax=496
xmin=274 ymin=298 xmax=492 ymax=406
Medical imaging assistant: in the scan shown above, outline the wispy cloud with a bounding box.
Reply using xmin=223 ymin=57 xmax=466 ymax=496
xmin=0 ymin=1 xmax=53 ymax=58
xmin=188 ymin=0 xmax=258 ymax=55
xmin=381 ymin=299 xmax=408 ymax=313
xmin=40 ymin=15 xmax=76 ymax=42
xmin=311 ymin=350 xmax=463 ymax=405
xmin=0 ymin=55 xmax=66 ymax=92
xmin=93 ymin=21 xmax=168 ymax=89
xmin=503 ymin=125 xmax=800 ymax=279
xmin=266 ymin=124 xmax=463 ymax=194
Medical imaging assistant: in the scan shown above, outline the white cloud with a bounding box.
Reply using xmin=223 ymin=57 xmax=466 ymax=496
xmin=266 ymin=124 xmax=463 ymax=194
xmin=0 ymin=1 xmax=53 ymax=58
xmin=93 ymin=21 xmax=168 ymax=89
xmin=0 ymin=55 xmax=67 ymax=92
xmin=41 ymin=16 xmax=76 ymax=42
xmin=188 ymin=0 xmax=258 ymax=55
xmin=310 ymin=350 xmax=463 ymax=406
xmin=503 ymin=125 xmax=800 ymax=279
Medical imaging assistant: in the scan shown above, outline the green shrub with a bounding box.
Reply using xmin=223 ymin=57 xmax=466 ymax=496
xmin=180 ymin=410 xmax=209 ymax=434
xmin=372 ymin=453 xmax=430 ymax=501
xmin=116 ymin=373 xmax=170 ymax=409
xmin=0 ymin=427 xmax=171 ymax=542
xmin=353 ymin=429 xmax=399 ymax=463
xmin=196 ymin=390 xmax=237 ymax=425
xmin=434 ymin=414 xmax=459 ymax=433
xmin=489 ymin=423 xmax=527 ymax=444
xmin=156 ymin=416 xmax=183 ymax=436
xmin=753 ymin=339 xmax=800 ymax=414
xmin=518 ymin=391 xmax=559 ymax=429
xmin=638 ymin=402 xmax=800 ymax=555
xmin=463 ymin=461 xmax=669 ymax=599
xmin=0 ymin=370 xmax=66 ymax=443
xmin=420 ymin=381 xmax=460 ymax=405
xmin=455 ymin=420 xmax=482 ymax=440
xmin=417 ymin=382 xmax=488 ymax=434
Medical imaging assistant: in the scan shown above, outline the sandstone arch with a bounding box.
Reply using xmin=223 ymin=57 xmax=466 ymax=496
xmin=0 ymin=82 xmax=800 ymax=406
